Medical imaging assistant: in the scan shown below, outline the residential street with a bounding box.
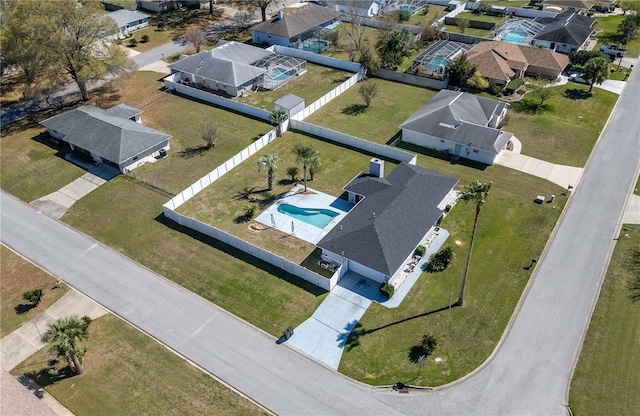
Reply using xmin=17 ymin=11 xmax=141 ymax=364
xmin=2 ymin=62 xmax=639 ymax=414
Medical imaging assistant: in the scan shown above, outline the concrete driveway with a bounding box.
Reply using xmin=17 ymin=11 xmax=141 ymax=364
xmin=30 ymin=163 xmax=119 ymax=219
xmin=496 ymin=151 xmax=583 ymax=190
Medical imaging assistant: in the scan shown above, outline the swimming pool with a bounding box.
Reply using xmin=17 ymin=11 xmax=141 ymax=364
xmin=427 ymin=57 xmax=447 ymax=70
xmin=399 ymin=5 xmax=416 ymax=12
xmin=277 ymin=204 xmax=339 ymax=229
xmin=502 ymin=32 xmax=528 ymax=44
xmin=302 ymin=39 xmax=330 ymax=53
xmin=270 ymin=67 xmax=295 ymax=81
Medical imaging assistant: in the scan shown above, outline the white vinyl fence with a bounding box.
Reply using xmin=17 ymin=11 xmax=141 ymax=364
xmin=290 ymin=119 xmax=417 ymax=165
xmin=163 ymin=209 xmax=338 ymax=291
xmin=292 ymin=72 xmax=362 ymax=120
xmin=272 ymin=45 xmax=363 ymax=73
xmin=340 ymin=14 xmax=422 ymax=35
xmin=163 ymin=73 xmax=272 ymax=121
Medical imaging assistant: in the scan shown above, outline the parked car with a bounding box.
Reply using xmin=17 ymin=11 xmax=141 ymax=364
xmin=600 ymin=45 xmax=626 ymax=58
xmin=568 ymin=73 xmax=590 ymax=85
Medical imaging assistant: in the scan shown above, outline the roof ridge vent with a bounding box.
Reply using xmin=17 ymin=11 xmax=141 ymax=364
xmin=197 ymin=60 xmax=206 ymax=69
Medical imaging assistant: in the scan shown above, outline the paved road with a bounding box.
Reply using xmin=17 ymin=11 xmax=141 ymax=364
xmin=2 ymin=47 xmax=639 ymax=416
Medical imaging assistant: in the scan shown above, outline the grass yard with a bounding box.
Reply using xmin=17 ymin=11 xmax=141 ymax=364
xmin=408 ymin=5 xmax=448 ymax=26
xmin=456 ymin=11 xmax=507 ymax=24
xmin=569 ymin=224 xmax=640 ymax=415
xmin=494 ymin=83 xmax=618 ymax=166
xmin=305 ymin=79 xmax=436 ymax=144
xmin=237 ymin=64 xmax=353 ymax=110
xmin=608 ymin=63 xmax=631 ymax=80
xmin=339 ymin=158 xmax=567 ymax=386
xmin=1 ymin=246 xmax=69 ymax=337
xmin=178 ymin=131 xmax=398 ymax=264
xmin=62 ymin=176 xmax=326 ymax=336
xmin=479 ymin=0 xmax=532 ymax=7
xmin=322 ymin=24 xmax=384 ymax=62
xmin=97 ymin=71 xmax=272 ymax=193
xmin=0 ymin=126 xmax=85 ymax=202
xmin=11 ymin=314 xmax=264 ymax=416
xmin=443 ymin=25 xmax=493 ymax=38
xmin=126 ymin=26 xmax=179 ymax=53
xmin=595 ymin=15 xmax=640 ymax=58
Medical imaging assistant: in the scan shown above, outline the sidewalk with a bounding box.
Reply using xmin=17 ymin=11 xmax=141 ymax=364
xmin=0 ymin=289 xmax=108 ymax=416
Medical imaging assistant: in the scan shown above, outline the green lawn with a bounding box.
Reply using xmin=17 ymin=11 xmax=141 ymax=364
xmin=608 ymin=63 xmax=631 ymax=80
xmin=1 ymin=246 xmax=69 ymax=337
xmin=178 ymin=131 xmax=398 ymax=264
xmin=479 ymin=0 xmax=531 ymax=7
xmin=102 ymin=71 xmax=272 ymax=194
xmin=340 ymin=159 xmax=567 ymax=386
xmin=305 ymin=79 xmax=436 ymax=144
xmin=443 ymin=25 xmax=493 ymax=38
xmin=456 ymin=11 xmax=507 ymax=24
xmin=569 ymin=224 xmax=640 ymax=414
xmin=62 ymin=176 xmax=326 ymax=336
xmin=237 ymin=63 xmax=353 ymax=110
xmin=11 ymin=314 xmax=264 ymax=416
xmin=495 ymin=83 xmax=619 ymax=166
xmin=0 ymin=126 xmax=85 ymax=202
xmin=595 ymin=15 xmax=640 ymax=58
xmin=126 ymin=26 xmax=180 ymax=53
xmin=408 ymin=5 xmax=448 ymax=26
xmin=322 ymin=23 xmax=384 ymax=62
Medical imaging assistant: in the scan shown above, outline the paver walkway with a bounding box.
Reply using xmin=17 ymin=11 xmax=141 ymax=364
xmin=0 ymin=289 xmax=107 ymax=416
xmin=30 ymin=163 xmax=119 ymax=219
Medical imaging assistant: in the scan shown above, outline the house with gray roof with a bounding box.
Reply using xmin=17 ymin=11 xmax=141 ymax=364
xmin=167 ymin=41 xmax=306 ymax=97
xmin=400 ymin=90 xmax=512 ymax=165
xmin=107 ymin=10 xmax=150 ymax=39
xmin=531 ymin=13 xmax=595 ymax=54
xmin=251 ymin=3 xmax=341 ymax=47
xmin=317 ymin=159 xmax=458 ymax=284
xmin=331 ymin=0 xmax=382 ymax=17
xmin=40 ymin=104 xmax=171 ymax=173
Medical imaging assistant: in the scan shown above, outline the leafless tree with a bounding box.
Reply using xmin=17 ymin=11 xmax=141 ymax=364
xmin=342 ymin=13 xmax=368 ymax=62
xmin=185 ymin=27 xmax=207 ymax=53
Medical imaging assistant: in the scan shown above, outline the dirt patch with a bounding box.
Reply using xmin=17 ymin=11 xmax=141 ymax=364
xmin=294 ymin=187 xmax=317 ymax=195
xmin=454 ymin=240 xmax=464 ymax=246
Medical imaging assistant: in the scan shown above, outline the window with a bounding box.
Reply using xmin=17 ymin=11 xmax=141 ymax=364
xmin=472 ymin=149 xmax=479 ymax=153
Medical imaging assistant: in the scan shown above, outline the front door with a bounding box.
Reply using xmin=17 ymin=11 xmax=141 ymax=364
xmin=454 ymin=144 xmax=462 ymax=156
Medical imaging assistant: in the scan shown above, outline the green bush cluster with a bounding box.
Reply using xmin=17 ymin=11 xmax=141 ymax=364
xmin=414 ymin=245 xmax=426 ymax=257
xmin=140 ymin=34 xmax=149 ymax=43
xmin=426 ymin=246 xmax=454 ymax=273
xmin=22 ymin=289 xmax=44 ymax=306
xmin=379 ymin=282 xmax=395 ymax=298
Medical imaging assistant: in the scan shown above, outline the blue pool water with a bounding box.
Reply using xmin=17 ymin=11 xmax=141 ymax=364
xmin=427 ymin=57 xmax=447 ymax=70
xmin=302 ymin=39 xmax=330 ymax=53
xmin=270 ymin=67 xmax=295 ymax=81
xmin=277 ymin=204 xmax=339 ymax=229
xmin=399 ymin=5 xmax=416 ymax=12
xmin=502 ymin=33 xmax=528 ymax=44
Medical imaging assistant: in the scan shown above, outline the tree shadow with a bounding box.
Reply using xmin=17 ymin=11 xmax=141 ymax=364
xmin=154 ymin=213 xmax=327 ymax=296
xmin=564 ymin=88 xmax=592 ymax=100
xmin=233 ymin=186 xmax=258 ymax=201
xmin=14 ymin=304 xmax=36 ymax=315
xmin=510 ymin=100 xmax=551 ymax=114
xmin=277 ymin=178 xmax=297 ymax=187
xmin=624 ymin=248 xmax=640 ymax=302
xmin=408 ymin=345 xmax=428 ymax=363
xmin=178 ymin=145 xmax=209 ymax=159
xmin=233 ymin=215 xmax=251 ymax=224
xmin=396 ymin=142 xmax=489 ymax=171
xmin=24 ymin=366 xmax=74 ymax=390
xmin=343 ymin=304 xmax=453 ymax=351
xmin=341 ymin=104 xmax=368 ymax=115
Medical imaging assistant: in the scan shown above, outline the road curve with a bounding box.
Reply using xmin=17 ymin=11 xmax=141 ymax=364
xmin=2 ymin=68 xmax=638 ymax=415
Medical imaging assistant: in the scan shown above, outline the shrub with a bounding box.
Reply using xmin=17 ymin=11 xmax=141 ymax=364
xmin=157 ymin=22 xmax=164 ymax=31
xmin=516 ymin=88 xmax=526 ymax=95
xmin=286 ymin=166 xmax=299 ymax=181
xmin=129 ymin=38 xmax=138 ymax=47
xmin=244 ymin=204 xmax=257 ymax=220
xmin=490 ymin=84 xmax=503 ymax=96
xmin=505 ymin=78 xmax=524 ymax=94
xmin=379 ymin=282 xmax=395 ymax=298
xmin=426 ymin=246 xmax=454 ymax=273
xmin=396 ymin=10 xmax=411 ymax=22
xmin=140 ymin=34 xmax=149 ymax=43
xmin=23 ymin=289 xmax=44 ymax=306
xmin=444 ymin=204 xmax=452 ymax=212
xmin=415 ymin=245 xmax=426 ymax=256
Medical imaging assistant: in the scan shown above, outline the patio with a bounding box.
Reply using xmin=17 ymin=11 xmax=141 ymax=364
xmin=255 ymin=184 xmax=354 ymax=245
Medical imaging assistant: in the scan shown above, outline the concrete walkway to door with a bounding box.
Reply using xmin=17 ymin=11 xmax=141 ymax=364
xmin=286 ymin=272 xmax=383 ymax=369
xmin=30 ymin=162 xmax=119 ymax=219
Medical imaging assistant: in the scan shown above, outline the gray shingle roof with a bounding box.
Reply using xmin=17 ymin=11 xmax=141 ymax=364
xmin=250 ymin=3 xmax=341 ymax=39
xmin=317 ymin=163 xmax=458 ymax=277
xmin=105 ymin=103 xmax=143 ymax=119
xmin=168 ymin=50 xmax=267 ymax=87
xmin=533 ymin=13 xmax=595 ymax=45
xmin=212 ymin=41 xmax=274 ymax=65
xmin=107 ymin=10 xmax=149 ymax=29
xmin=400 ymin=90 xmax=512 ymax=153
xmin=274 ymin=93 xmax=305 ymax=109
xmin=40 ymin=106 xmax=171 ymax=164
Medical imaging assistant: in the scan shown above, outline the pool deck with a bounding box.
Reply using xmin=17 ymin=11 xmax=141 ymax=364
xmin=255 ymin=184 xmax=353 ymax=244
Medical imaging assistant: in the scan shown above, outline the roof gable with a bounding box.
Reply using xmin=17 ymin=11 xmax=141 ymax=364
xmin=40 ymin=105 xmax=171 ymax=164
xmin=250 ymin=3 xmax=341 ymax=39
xmin=533 ymin=12 xmax=594 ymax=45
xmin=318 ymin=163 xmax=458 ymax=276
xmin=168 ymin=50 xmax=267 ymax=86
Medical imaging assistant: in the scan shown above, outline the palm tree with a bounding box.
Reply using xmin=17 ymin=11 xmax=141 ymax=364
xmin=41 ymin=315 xmax=91 ymax=375
xmin=257 ymin=154 xmax=282 ymax=191
xmin=308 ymin=151 xmax=321 ymax=181
xmin=293 ymin=144 xmax=315 ymax=192
xmin=456 ymin=180 xmax=492 ymax=307
xmin=269 ymin=109 xmax=288 ymax=137
xmin=584 ymin=56 xmax=609 ymax=93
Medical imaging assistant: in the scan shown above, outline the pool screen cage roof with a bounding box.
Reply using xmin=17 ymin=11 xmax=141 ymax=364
xmin=387 ymin=0 xmax=429 ymax=12
xmin=253 ymin=53 xmax=307 ymax=90
xmin=409 ymin=40 xmax=473 ymax=78
xmin=494 ymin=19 xmax=545 ymax=43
